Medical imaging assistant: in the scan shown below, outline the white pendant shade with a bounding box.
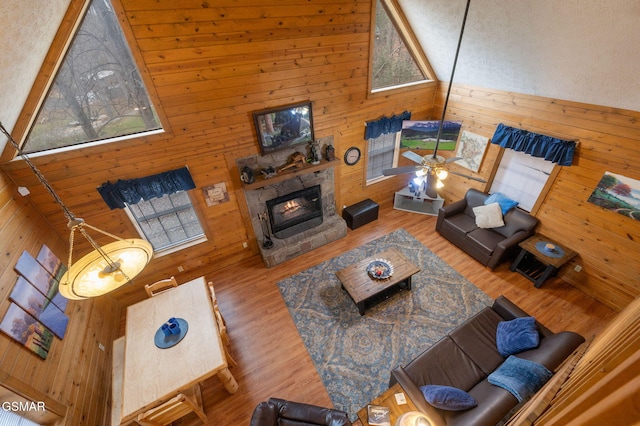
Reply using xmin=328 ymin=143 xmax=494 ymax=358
xmin=59 ymin=239 xmax=153 ymax=300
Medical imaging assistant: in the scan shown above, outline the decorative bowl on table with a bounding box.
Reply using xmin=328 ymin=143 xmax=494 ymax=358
xmin=367 ymin=259 xmax=394 ymax=279
xmin=154 ymin=317 xmax=189 ymax=349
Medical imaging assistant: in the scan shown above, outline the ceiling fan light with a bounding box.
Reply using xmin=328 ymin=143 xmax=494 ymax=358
xmin=436 ymin=179 xmax=445 ymax=189
xmin=415 ymin=169 xmax=426 ymax=177
xmin=436 ymin=169 xmax=449 ymax=180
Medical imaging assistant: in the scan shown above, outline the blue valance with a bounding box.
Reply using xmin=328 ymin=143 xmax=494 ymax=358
xmin=364 ymin=111 xmax=411 ymax=140
xmin=97 ymin=167 xmax=196 ymax=209
xmin=491 ymin=123 xmax=576 ymax=166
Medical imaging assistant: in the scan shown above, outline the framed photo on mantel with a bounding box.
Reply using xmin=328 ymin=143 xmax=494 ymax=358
xmin=253 ymin=101 xmax=314 ymax=155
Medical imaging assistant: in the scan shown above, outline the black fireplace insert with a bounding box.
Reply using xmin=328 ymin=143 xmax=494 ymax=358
xmin=266 ymin=185 xmax=323 ymax=239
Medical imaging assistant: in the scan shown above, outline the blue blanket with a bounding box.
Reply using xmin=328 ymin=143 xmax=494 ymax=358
xmin=488 ymin=355 xmax=552 ymax=402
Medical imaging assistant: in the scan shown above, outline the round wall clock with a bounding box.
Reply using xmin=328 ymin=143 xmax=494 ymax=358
xmin=344 ymin=147 xmax=361 ymax=166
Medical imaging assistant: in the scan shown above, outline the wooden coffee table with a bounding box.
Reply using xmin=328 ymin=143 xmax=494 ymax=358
xmin=336 ymin=248 xmax=420 ymax=315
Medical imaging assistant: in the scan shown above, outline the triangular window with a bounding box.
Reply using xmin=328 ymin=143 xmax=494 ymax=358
xmin=21 ymin=0 xmax=161 ymax=154
xmin=370 ymin=0 xmax=434 ymax=92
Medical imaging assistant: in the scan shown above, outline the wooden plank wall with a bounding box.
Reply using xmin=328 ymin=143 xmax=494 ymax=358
xmin=0 ymin=169 xmax=123 ymax=425
xmin=1 ymin=0 xmax=437 ymax=308
xmin=430 ymin=83 xmax=640 ymax=311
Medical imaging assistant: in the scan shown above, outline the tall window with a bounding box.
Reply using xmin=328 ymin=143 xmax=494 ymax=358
xmin=125 ymin=192 xmax=206 ymax=255
xmin=490 ymin=150 xmax=556 ymax=213
xmin=366 ymin=132 xmax=400 ymax=184
xmin=22 ymin=0 xmax=161 ymax=154
xmin=370 ymin=0 xmax=433 ymax=92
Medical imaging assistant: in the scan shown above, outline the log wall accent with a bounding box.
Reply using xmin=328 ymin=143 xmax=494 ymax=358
xmin=0 ymin=169 xmax=122 ymax=425
xmin=430 ymin=83 xmax=640 ymax=311
xmin=1 ymin=0 xmax=436 ymax=307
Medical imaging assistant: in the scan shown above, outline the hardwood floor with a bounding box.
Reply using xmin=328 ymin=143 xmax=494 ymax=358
xmin=173 ymin=204 xmax=616 ymax=426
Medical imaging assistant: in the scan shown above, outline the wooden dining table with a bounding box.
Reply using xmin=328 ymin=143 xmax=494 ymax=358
xmin=119 ymin=276 xmax=238 ymax=425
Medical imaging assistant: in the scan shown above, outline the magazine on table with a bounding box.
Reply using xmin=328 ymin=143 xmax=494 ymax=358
xmin=367 ymin=404 xmax=391 ymax=426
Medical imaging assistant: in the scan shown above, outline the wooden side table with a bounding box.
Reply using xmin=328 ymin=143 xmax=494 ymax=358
xmin=357 ymin=383 xmax=418 ymax=425
xmin=510 ymin=234 xmax=577 ymax=288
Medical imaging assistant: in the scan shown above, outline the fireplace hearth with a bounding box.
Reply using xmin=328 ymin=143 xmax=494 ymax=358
xmin=266 ymin=185 xmax=323 ymax=239
xmin=237 ymin=142 xmax=347 ymax=267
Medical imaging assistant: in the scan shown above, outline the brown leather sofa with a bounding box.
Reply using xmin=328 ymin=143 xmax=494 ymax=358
xmin=249 ymin=398 xmax=352 ymax=426
xmin=436 ymin=188 xmax=539 ymax=269
xmin=390 ymin=296 xmax=585 ymax=426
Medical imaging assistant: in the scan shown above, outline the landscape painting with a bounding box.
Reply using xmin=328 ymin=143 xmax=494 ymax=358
xmin=398 ymin=120 xmax=462 ymax=151
xmin=588 ymin=171 xmax=640 ymax=221
xmin=10 ymin=277 xmax=69 ymax=339
xmin=0 ymin=303 xmax=54 ymax=359
xmin=36 ymin=244 xmax=62 ymax=276
xmin=36 ymin=245 xmax=69 ymax=311
xmin=16 ymin=249 xmax=68 ymax=312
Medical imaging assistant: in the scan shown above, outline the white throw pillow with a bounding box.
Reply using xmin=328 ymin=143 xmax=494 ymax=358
xmin=473 ymin=202 xmax=505 ymax=228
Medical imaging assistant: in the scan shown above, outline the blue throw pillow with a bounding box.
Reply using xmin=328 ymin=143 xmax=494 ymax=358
xmin=496 ymin=316 xmax=540 ymax=357
xmin=485 ymin=192 xmax=519 ymax=215
xmin=419 ymin=385 xmax=477 ymax=411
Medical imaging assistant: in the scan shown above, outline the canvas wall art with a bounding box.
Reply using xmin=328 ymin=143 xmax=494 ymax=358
xmin=398 ymin=120 xmax=462 ymax=151
xmin=454 ymin=131 xmax=489 ymax=172
xmin=588 ymin=171 xmax=640 ymax=221
xmin=15 ymin=250 xmax=68 ymax=311
xmin=0 ymin=303 xmax=54 ymax=359
xmin=10 ymin=277 xmax=69 ymax=339
xmin=37 ymin=244 xmax=69 ymax=311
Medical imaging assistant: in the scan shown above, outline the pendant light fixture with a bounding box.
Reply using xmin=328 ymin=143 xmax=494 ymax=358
xmin=0 ymin=122 xmax=152 ymax=300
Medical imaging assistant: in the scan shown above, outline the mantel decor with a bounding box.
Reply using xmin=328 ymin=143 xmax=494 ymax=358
xmin=253 ymin=101 xmax=314 ymax=155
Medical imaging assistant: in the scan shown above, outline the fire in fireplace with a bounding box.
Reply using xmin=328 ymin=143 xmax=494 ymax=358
xmin=266 ymin=185 xmax=323 ymax=239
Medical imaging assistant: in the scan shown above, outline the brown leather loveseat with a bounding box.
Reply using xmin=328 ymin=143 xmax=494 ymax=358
xmin=390 ymin=296 xmax=584 ymax=426
xmin=436 ymin=188 xmax=538 ymax=269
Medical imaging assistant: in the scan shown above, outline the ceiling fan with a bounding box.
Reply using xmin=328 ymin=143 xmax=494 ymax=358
xmin=382 ymin=0 xmax=485 ymax=199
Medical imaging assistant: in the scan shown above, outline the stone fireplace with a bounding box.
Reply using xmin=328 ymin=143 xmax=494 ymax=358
xmin=266 ymin=185 xmax=323 ymax=239
xmin=237 ymin=137 xmax=347 ymax=267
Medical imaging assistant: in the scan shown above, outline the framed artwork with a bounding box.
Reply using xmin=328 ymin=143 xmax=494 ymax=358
xmin=587 ymin=171 xmax=640 ymax=221
xmin=454 ymin=131 xmax=490 ymax=172
xmin=10 ymin=277 xmax=69 ymax=339
xmin=0 ymin=303 xmax=54 ymax=359
xmin=398 ymin=120 xmax=462 ymax=151
xmin=203 ymin=182 xmax=230 ymax=207
xmin=253 ymin=101 xmax=314 ymax=155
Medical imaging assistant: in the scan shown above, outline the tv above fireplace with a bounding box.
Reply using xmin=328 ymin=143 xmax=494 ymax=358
xmin=253 ymin=101 xmax=314 ymax=155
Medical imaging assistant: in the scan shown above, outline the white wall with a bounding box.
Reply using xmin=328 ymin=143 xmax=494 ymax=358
xmin=0 ymin=1 xmax=70 ymax=152
xmin=400 ymin=0 xmax=640 ymax=112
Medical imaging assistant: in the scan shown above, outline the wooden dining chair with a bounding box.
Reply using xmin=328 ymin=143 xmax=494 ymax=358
xmin=111 ymin=337 xmax=126 ymax=426
xmin=208 ymin=282 xmax=237 ymax=367
xmin=144 ymin=276 xmax=178 ymax=297
xmin=136 ymin=383 xmax=207 ymax=425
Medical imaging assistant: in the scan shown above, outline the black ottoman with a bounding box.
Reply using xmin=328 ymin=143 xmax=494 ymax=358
xmin=342 ymin=199 xmax=379 ymax=229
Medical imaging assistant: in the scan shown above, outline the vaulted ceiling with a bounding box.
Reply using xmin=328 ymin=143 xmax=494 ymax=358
xmin=1 ymin=0 xmax=639 ymax=152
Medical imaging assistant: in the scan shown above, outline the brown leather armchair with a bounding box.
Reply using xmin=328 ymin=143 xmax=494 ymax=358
xmin=250 ymin=398 xmax=352 ymax=426
xmin=436 ymin=188 xmax=539 ymax=269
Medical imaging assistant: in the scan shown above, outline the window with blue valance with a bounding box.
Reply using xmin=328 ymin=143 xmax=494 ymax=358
xmin=491 ymin=123 xmax=576 ymax=166
xmin=364 ymin=111 xmax=411 ymax=139
xmin=97 ymin=167 xmax=196 ymax=209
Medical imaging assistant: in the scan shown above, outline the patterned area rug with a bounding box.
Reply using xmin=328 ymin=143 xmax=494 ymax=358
xmin=277 ymin=228 xmax=492 ymax=419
